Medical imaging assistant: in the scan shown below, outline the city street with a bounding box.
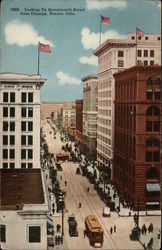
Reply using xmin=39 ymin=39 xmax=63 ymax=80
xmin=42 ymin=119 xmax=161 ymax=250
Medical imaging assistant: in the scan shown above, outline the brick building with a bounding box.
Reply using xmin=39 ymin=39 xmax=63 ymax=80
xmin=75 ymin=99 xmax=83 ymax=151
xmin=113 ymin=65 xmax=161 ymax=210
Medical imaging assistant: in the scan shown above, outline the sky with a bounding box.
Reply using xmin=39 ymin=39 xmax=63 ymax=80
xmin=0 ymin=0 xmax=161 ymax=102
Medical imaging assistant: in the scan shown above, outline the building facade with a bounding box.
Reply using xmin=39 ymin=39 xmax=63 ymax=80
xmin=82 ymin=75 xmax=98 ymax=160
xmin=75 ymin=99 xmax=83 ymax=150
xmin=60 ymin=104 xmax=76 ymax=131
xmin=0 ymin=169 xmax=49 ymax=250
xmin=113 ymin=65 xmax=161 ymax=210
xmin=94 ymin=33 xmax=161 ymax=169
xmin=0 ymin=73 xmax=45 ymax=169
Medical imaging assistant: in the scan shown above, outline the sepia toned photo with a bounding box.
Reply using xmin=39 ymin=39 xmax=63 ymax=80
xmin=0 ymin=0 xmax=161 ymax=249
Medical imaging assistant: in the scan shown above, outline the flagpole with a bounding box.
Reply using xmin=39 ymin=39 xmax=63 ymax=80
xmin=99 ymin=15 xmax=101 ymax=45
xmin=38 ymin=42 xmax=40 ymax=75
xmin=136 ymin=28 xmax=137 ymax=65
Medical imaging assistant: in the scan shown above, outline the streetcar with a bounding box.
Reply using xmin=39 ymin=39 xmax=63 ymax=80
xmin=85 ymin=215 xmax=104 ymax=246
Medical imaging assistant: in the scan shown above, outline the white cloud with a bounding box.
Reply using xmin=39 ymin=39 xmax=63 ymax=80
xmin=56 ymin=71 xmax=81 ymax=85
xmin=86 ymin=0 xmax=127 ymax=10
xmin=81 ymin=27 xmax=124 ymax=50
xmin=4 ymin=20 xmax=54 ymax=47
xmin=79 ymin=55 xmax=97 ymax=66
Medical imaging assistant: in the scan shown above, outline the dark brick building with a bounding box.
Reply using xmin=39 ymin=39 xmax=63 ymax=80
xmin=75 ymin=100 xmax=83 ymax=151
xmin=113 ymin=65 xmax=161 ymax=210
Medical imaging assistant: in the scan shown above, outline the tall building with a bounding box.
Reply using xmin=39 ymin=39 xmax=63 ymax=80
xmin=0 ymin=73 xmax=45 ymax=169
xmin=113 ymin=65 xmax=161 ymax=210
xmin=82 ymin=75 xmax=98 ymax=160
xmin=60 ymin=104 xmax=76 ymax=131
xmin=75 ymin=99 xmax=83 ymax=151
xmin=94 ymin=33 xmax=161 ymax=168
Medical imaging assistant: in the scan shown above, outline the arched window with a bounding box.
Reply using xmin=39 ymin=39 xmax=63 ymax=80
xmin=146 ymin=137 xmax=160 ymax=147
xmin=155 ymin=77 xmax=161 ymax=85
xmin=146 ymin=76 xmax=153 ymax=84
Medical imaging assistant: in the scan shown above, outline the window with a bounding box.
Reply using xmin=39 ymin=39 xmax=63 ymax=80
xmin=21 ymin=163 xmax=26 ymax=169
xmin=118 ymin=51 xmax=124 ymax=57
xmin=157 ymin=37 xmax=160 ymax=41
xmin=150 ymin=61 xmax=154 ymax=65
xmin=144 ymin=50 xmax=148 ymax=57
xmin=10 ymin=107 xmax=15 ymax=117
xmin=3 ymin=136 xmax=8 ymax=145
xmin=3 ymin=149 xmax=8 ymax=159
xmin=154 ymin=90 xmax=160 ymax=100
xmin=146 ymin=90 xmax=152 ymax=100
xmin=146 ymin=76 xmax=152 ymax=84
xmin=146 ymin=121 xmax=152 ymax=131
xmin=10 ymin=122 xmax=15 ymax=131
xmin=144 ymin=60 xmax=148 ymax=65
xmin=21 ymin=149 xmax=26 ymax=159
xmin=3 ymin=107 xmax=8 ymax=117
xmin=29 ymin=226 xmax=41 ymax=243
xmin=22 ymin=92 xmax=26 ymax=103
xmin=10 ymin=163 xmax=15 ymax=169
xmin=10 ymin=135 xmax=15 ymax=145
xmin=10 ymin=92 xmax=15 ymax=102
xmin=10 ymin=149 xmax=15 ymax=159
xmin=3 ymin=163 xmax=8 ymax=169
xmin=21 ymin=121 xmax=26 ymax=131
xmin=28 ymin=136 xmax=33 ymax=145
xmin=28 ymin=150 xmax=33 ymax=159
xmin=28 ymin=93 xmax=33 ymax=103
xmin=0 ymin=225 xmax=6 ymax=242
xmin=21 ymin=107 xmax=26 ymax=117
xmin=146 ymin=152 xmax=160 ymax=162
xmin=28 ymin=163 xmax=33 ymax=169
xmin=155 ymin=77 xmax=161 ymax=85
xmin=3 ymin=122 xmax=8 ymax=131
xmin=145 ymin=36 xmax=148 ymax=40
xmin=28 ymin=108 xmax=33 ymax=117
xmin=21 ymin=135 xmax=26 ymax=145
xmin=154 ymin=121 xmax=160 ymax=131
xmin=137 ymin=50 xmax=142 ymax=57
xmin=131 ymin=36 xmax=135 ymax=40
xmin=150 ymin=50 xmax=154 ymax=57
xmin=138 ymin=37 xmax=142 ymax=40
xmin=3 ymin=93 xmax=8 ymax=102
xmin=118 ymin=60 xmax=124 ymax=67
xmin=28 ymin=122 xmax=33 ymax=131
xmin=146 ymin=152 xmax=152 ymax=162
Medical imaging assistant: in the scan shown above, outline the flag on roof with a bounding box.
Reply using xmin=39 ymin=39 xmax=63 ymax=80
xmin=39 ymin=43 xmax=51 ymax=53
xmin=136 ymin=28 xmax=144 ymax=37
xmin=101 ymin=15 xmax=110 ymax=25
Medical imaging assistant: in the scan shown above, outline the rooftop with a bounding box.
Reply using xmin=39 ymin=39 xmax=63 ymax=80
xmin=0 ymin=72 xmax=46 ymax=83
xmin=0 ymin=169 xmax=44 ymax=210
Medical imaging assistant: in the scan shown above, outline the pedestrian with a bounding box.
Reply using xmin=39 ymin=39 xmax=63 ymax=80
xmin=150 ymin=223 xmax=153 ymax=233
xmin=58 ymin=236 xmax=60 ymax=245
xmin=114 ymin=225 xmax=116 ymax=233
xmin=87 ymin=187 xmax=90 ymax=192
xmin=110 ymin=227 xmax=113 ymax=234
xmin=84 ymin=229 xmax=86 ymax=238
xmin=60 ymin=235 xmax=63 ymax=244
xmin=79 ymin=202 xmax=82 ymax=208
xmin=157 ymin=230 xmax=160 ymax=239
xmin=65 ymin=180 xmax=67 ymax=186
xmin=60 ymin=175 xmax=62 ymax=180
xmin=55 ymin=235 xmax=58 ymax=245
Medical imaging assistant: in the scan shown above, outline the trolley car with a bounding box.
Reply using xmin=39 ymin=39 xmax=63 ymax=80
xmin=85 ymin=215 xmax=104 ymax=246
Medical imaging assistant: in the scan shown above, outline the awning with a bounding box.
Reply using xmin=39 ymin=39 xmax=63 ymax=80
xmin=146 ymin=183 xmax=160 ymax=192
xmin=146 ymin=201 xmax=159 ymax=205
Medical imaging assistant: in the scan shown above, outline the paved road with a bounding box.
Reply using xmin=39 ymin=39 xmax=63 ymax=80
xmin=42 ymin=119 xmax=161 ymax=250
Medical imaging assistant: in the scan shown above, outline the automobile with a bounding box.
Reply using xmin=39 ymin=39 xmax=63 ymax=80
xmin=68 ymin=214 xmax=78 ymax=237
xmin=47 ymin=236 xmax=54 ymax=247
xmin=102 ymin=206 xmax=111 ymax=217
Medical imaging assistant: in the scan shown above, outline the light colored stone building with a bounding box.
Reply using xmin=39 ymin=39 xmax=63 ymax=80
xmin=0 ymin=73 xmax=45 ymax=169
xmin=94 ymin=33 xmax=161 ymax=167
xmin=0 ymin=169 xmax=49 ymax=250
xmin=82 ymin=75 xmax=98 ymax=160
xmin=60 ymin=104 xmax=76 ymax=131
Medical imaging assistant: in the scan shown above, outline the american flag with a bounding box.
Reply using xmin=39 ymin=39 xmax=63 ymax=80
xmin=101 ymin=15 xmax=110 ymax=25
xmin=39 ymin=43 xmax=51 ymax=53
xmin=136 ymin=28 xmax=144 ymax=37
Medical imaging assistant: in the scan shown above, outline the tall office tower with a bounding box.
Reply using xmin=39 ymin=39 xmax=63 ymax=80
xmin=94 ymin=33 xmax=161 ymax=169
xmin=0 ymin=73 xmax=45 ymax=169
xmin=82 ymin=75 xmax=98 ymax=160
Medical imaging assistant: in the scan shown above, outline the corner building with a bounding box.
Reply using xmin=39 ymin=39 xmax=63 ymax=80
xmin=0 ymin=73 xmax=45 ymax=169
xmin=94 ymin=33 xmax=161 ymax=168
xmin=113 ymin=65 xmax=161 ymax=210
